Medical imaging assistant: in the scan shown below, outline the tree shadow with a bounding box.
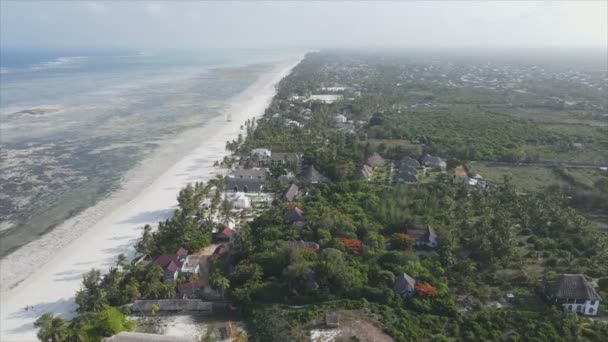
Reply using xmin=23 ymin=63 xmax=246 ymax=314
xmin=5 ymin=297 xmax=76 ymax=335
xmin=119 ymin=209 xmax=173 ymax=225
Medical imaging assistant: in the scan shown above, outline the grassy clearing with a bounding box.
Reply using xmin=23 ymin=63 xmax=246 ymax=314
xmin=467 ymin=163 xmax=566 ymax=191
xmin=365 ymin=139 xmax=423 ymax=156
xmin=566 ymin=168 xmax=608 ymax=187
xmin=485 ymin=106 xmax=605 ymax=126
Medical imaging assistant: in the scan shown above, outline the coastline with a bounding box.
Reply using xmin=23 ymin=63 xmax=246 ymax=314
xmin=0 ymin=56 xmax=302 ymax=341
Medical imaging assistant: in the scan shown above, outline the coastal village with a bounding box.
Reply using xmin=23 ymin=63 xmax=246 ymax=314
xmin=35 ymin=51 xmax=607 ymax=341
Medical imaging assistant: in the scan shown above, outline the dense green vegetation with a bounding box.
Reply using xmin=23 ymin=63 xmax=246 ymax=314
xmin=36 ymin=50 xmax=608 ymax=341
xmin=227 ymin=51 xmax=608 ymax=340
xmin=247 ymin=300 xmax=608 ymax=342
xmin=33 ymin=180 xmax=232 ymax=342
xmin=34 ymin=307 xmax=134 ymax=342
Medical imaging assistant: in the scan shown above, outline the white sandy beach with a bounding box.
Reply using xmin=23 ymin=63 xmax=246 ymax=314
xmin=0 ymin=57 xmax=301 ymax=341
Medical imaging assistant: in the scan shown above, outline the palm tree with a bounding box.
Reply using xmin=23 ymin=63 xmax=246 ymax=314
xmin=116 ymin=254 xmax=128 ymax=270
xmin=211 ymin=273 xmax=230 ymax=300
xmin=90 ymin=288 xmax=109 ymax=312
xmin=34 ymin=313 xmax=69 ymax=342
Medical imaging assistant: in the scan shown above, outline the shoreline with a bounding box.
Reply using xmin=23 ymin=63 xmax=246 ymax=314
xmin=0 ymin=56 xmax=302 ymax=341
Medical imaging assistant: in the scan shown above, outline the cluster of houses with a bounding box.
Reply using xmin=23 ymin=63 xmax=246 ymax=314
xmin=147 ymin=226 xmax=238 ymax=299
xmin=392 ymin=271 xmax=602 ymax=317
xmin=395 ymin=156 xmax=420 ymax=184
xmin=355 ymin=151 xmax=447 ymax=185
xmin=153 ymin=248 xmax=199 ymax=282
xmin=225 ymin=148 xmax=312 ymax=209
xmin=151 ymin=248 xmax=205 ymax=298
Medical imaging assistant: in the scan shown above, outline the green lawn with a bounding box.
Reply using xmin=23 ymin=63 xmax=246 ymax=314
xmin=468 ymin=162 xmax=567 ymax=191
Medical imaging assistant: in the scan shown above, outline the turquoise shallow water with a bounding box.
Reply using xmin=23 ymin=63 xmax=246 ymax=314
xmin=0 ymin=48 xmax=295 ymax=256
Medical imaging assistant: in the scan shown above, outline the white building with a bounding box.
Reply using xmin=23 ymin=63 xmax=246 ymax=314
xmin=334 ymin=114 xmax=347 ymax=124
xmin=251 ymin=148 xmax=271 ymax=159
xmin=545 ymin=274 xmax=602 ymax=316
xmin=180 ymin=255 xmax=200 ymax=274
xmin=229 ymin=192 xmax=251 ymax=209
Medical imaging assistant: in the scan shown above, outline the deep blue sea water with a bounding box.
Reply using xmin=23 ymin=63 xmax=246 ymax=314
xmin=0 ymin=48 xmax=295 ymax=255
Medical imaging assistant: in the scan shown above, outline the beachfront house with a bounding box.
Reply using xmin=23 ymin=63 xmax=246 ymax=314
xmin=545 ymin=274 xmax=602 ymax=316
xmin=153 ymin=248 xmax=189 ymax=282
xmin=226 ymin=169 xmax=267 ymax=194
xmin=231 ymin=168 xmax=268 ymax=181
xmin=180 ymin=255 xmax=200 ymax=275
xmin=270 ymin=152 xmax=302 ymax=172
xmin=251 ymin=148 xmax=271 ymax=165
xmin=225 ymin=178 xmax=264 ymax=193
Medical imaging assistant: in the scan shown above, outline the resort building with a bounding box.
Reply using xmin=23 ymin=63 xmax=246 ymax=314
xmin=545 ymin=274 xmax=602 ymax=316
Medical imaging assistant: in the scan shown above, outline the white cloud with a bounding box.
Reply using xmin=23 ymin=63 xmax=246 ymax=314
xmin=81 ymin=1 xmax=108 ymax=14
xmin=145 ymin=2 xmax=166 ymax=16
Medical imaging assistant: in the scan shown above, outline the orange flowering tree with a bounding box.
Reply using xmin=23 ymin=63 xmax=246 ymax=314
xmin=391 ymin=233 xmax=414 ymax=250
xmin=415 ymin=282 xmax=437 ymax=297
xmin=286 ymin=204 xmax=304 ymax=211
xmin=340 ymin=238 xmax=362 ymax=255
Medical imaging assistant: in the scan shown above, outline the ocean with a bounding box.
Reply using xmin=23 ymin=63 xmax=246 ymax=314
xmin=0 ymin=48 xmax=293 ymax=256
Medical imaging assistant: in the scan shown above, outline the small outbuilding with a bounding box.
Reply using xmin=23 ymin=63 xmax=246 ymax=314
xmin=325 ymin=313 xmax=340 ymax=328
xmin=284 ymin=207 xmax=305 ymax=224
xmin=393 ymin=272 xmax=417 ymax=298
xmin=282 ymin=184 xmax=300 ymax=203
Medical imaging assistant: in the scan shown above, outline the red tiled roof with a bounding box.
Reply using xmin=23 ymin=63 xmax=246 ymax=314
xmin=176 ymin=247 xmax=188 ymax=256
xmin=166 ymin=261 xmax=179 ymax=273
xmin=220 ymin=227 xmax=234 ymax=237
xmin=153 ymin=254 xmax=183 ymax=272
xmin=154 ymin=254 xmax=177 ymax=268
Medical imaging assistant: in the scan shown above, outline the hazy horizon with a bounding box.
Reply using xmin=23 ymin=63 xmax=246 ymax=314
xmin=1 ymin=1 xmax=606 ymax=50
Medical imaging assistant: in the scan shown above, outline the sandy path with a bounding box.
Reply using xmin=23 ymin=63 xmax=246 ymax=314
xmin=0 ymin=57 xmax=301 ymax=341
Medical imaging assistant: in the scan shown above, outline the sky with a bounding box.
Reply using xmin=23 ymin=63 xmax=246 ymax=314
xmin=1 ymin=1 xmax=607 ymax=50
